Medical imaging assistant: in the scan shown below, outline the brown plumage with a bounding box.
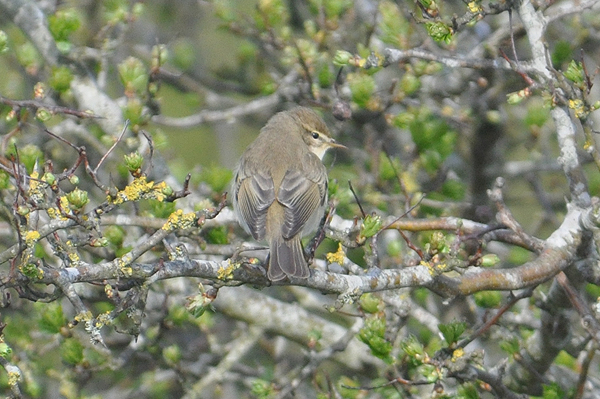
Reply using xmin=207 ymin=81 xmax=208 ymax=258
xmin=233 ymin=107 xmax=344 ymax=281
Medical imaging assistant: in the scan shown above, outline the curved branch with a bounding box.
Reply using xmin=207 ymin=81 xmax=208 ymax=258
xmin=433 ymin=204 xmax=583 ymax=296
xmin=152 ymin=71 xmax=301 ymax=128
xmin=152 ymin=92 xmax=281 ymax=128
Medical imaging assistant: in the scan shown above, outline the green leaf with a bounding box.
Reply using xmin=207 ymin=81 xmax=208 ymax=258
xmin=48 ymin=8 xmax=81 ymax=42
xmin=347 ymin=72 xmax=376 ymax=108
xmin=358 ymin=316 xmax=393 ymax=363
xmin=551 ymin=40 xmax=572 ymax=68
xmin=0 ymin=342 xmax=12 ymax=359
xmin=473 ymin=291 xmax=502 ymax=308
xmin=38 ymin=302 xmax=66 ymax=334
xmin=540 ymin=382 xmax=565 ymax=399
xmin=8 ymin=144 xmax=43 ymax=174
xmin=0 ymin=30 xmax=9 ymax=54
xmin=378 ymin=1 xmax=411 ymax=48
xmin=378 ymin=152 xmax=401 ymax=182
xmin=457 ymin=382 xmax=480 ymax=399
xmin=525 ymin=102 xmax=550 ymax=127
xmin=61 ymin=338 xmax=84 ymax=365
xmin=66 ymin=187 xmax=89 ymax=210
xmin=104 ymin=225 xmax=125 ymax=247
xmin=438 ymin=320 xmax=467 ymax=345
xmin=480 ymin=254 xmax=500 ymax=267
xmin=564 ymin=60 xmax=584 ymax=86
xmin=251 ymin=379 xmax=275 ymax=398
xmin=360 ymin=214 xmax=383 ymax=239
xmin=103 ymin=0 xmax=130 ymax=24
xmin=124 ymin=151 xmax=144 ymax=172
xmin=118 ymin=56 xmax=148 ymax=95
xmin=255 ymin=0 xmax=289 ymax=30
xmin=142 ymin=199 xmax=176 ymax=219
xmin=338 ymin=376 xmax=362 ymax=398
xmin=359 ymin=293 xmax=382 ymax=314
xmin=162 ymin=344 xmax=182 ymax=365
xmin=49 ymin=65 xmax=74 ymax=92
xmin=333 ymin=50 xmax=353 ymax=67
xmin=441 ymin=179 xmax=466 ymax=200
xmin=425 ymin=21 xmax=453 ymax=44
xmin=499 ymin=337 xmax=520 ymax=355
xmin=400 ymin=335 xmax=426 ymax=364
xmin=205 ymin=226 xmax=229 ymax=245
xmin=409 ymin=110 xmax=456 ymax=160
xmin=400 ymin=72 xmax=420 ymax=95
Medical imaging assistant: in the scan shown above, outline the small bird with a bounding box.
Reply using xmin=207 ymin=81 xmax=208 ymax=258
xmin=233 ymin=107 xmax=345 ymax=281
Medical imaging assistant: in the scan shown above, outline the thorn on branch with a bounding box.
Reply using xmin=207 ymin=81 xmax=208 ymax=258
xmin=140 ymin=129 xmax=155 ymax=175
xmin=580 ymin=49 xmax=595 ymax=94
xmin=166 ymin=173 xmax=192 ymax=202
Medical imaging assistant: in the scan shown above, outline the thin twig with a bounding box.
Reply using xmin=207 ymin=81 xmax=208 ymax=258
xmin=95 ymin=120 xmax=129 ymax=174
xmin=348 ymin=180 xmax=366 ymax=218
xmin=458 ymin=288 xmax=535 ymax=349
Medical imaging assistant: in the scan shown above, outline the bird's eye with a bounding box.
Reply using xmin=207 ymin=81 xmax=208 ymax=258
xmin=311 ymin=131 xmax=320 ymax=139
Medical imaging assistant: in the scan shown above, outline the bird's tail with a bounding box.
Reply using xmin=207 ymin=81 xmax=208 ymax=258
xmin=268 ymin=237 xmax=309 ymax=281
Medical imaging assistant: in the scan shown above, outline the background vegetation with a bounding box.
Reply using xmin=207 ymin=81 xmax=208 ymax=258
xmin=0 ymin=0 xmax=599 ymax=398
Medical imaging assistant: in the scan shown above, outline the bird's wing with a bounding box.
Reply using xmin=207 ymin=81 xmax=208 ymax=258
xmin=277 ymin=154 xmax=328 ymax=239
xmin=235 ymin=169 xmax=275 ymax=240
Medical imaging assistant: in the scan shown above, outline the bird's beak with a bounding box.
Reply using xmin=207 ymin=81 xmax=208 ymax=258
xmin=329 ymin=139 xmax=347 ymax=150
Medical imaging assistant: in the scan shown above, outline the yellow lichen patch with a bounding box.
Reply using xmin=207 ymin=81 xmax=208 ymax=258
xmin=421 ymin=260 xmax=434 ymax=275
xmin=28 ymin=170 xmax=41 ymax=191
xmin=95 ymin=311 xmax=112 ymax=327
xmin=67 ymin=251 xmax=80 ymax=264
xmin=326 ymin=243 xmax=346 ymax=265
xmin=74 ymin=311 xmax=93 ymax=324
xmin=28 ymin=170 xmax=46 ymax=203
xmin=123 ymin=176 xmax=154 ymax=202
xmin=152 ymin=181 xmax=168 ymax=202
xmin=57 ymin=195 xmax=73 ymax=215
xmin=117 ymin=255 xmax=134 ymax=276
xmin=109 ymin=176 xmax=152 ymax=204
xmin=47 ymin=206 xmax=68 ymax=220
xmin=217 ymin=259 xmax=238 ymax=280
xmin=19 ymin=262 xmax=44 ymax=279
xmin=569 ymin=99 xmax=587 ymax=119
xmin=162 ymin=209 xmax=197 ymax=231
xmin=24 ymin=230 xmax=40 ymax=246
xmin=467 ymin=1 xmax=482 ymax=13
xmin=104 ymin=283 xmax=116 ymax=299
xmin=434 ymin=263 xmax=448 ymax=273
xmin=421 ymin=260 xmax=449 ymax=276
xmin=7 ymin=370 xmax=21 ymax=386
xmin=452 ymin=348 xmax=464 ymax=362
xmin=109 ymin=176 xmax=171 ymax=204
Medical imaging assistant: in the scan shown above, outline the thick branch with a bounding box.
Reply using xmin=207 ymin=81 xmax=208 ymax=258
xmin=212 ymin=286 xmax=378 ymax=370
xmin=0 ymin=0 xmax=58 ymax=65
